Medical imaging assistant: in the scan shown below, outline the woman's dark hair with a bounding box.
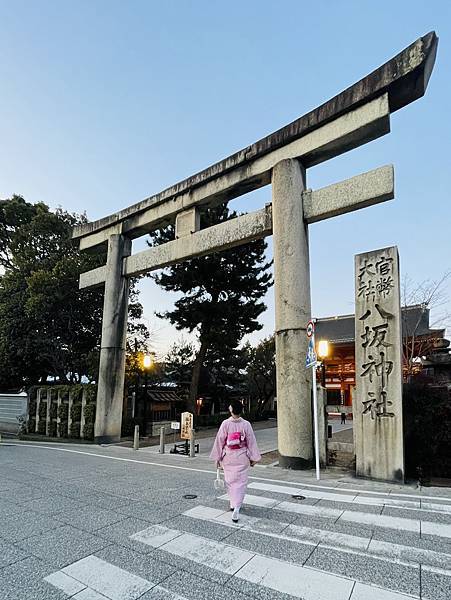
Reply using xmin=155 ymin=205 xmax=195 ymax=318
xmin=230 ymin=400 xmax=243 ymax=415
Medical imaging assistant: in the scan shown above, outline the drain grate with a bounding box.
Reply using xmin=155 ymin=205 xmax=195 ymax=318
xmin=183 ymin=494 xmax=198 ymax=500
xmin=291 ymin=494 xmax=306 ymax=500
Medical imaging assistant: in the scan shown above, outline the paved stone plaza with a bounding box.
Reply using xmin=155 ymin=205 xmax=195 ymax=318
xmin=1 ymin=439 xmax=451 ymax=600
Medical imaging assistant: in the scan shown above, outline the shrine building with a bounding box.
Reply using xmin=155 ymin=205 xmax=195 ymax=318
xmin=315 ymin=304 xmax=450 ymax=410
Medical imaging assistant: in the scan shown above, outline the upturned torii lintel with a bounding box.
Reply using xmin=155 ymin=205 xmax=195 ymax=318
xmin=73 ymin=31 xmax=436 ymax=250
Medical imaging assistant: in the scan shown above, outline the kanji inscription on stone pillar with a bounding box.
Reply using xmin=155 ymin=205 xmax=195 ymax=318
xmin=354 ymin=246 xmax=404 ymax=482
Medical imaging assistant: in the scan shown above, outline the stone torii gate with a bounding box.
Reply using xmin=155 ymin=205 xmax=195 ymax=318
xmin=73 ymin=32 xmax=437 ymax=468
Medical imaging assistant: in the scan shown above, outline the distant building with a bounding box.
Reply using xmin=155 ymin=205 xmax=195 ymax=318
xmin=315 ymin=305 xmax=450 ymax=408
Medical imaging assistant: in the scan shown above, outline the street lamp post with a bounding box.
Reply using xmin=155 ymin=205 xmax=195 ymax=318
xmin=143 ymin=353 xmax=155 ymax=437
xmin=133 ymin=338 xmax=139 ymax=420
xmin=196 ymin=397 xmax=203 ymax=417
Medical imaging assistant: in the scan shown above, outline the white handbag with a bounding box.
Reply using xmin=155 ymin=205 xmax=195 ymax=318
xmin=214 ymin=467 xmax=225 ymax=491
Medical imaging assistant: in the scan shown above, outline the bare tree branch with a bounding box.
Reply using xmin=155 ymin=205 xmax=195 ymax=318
xmin=401 ymin=271 xmax=451 ymax=381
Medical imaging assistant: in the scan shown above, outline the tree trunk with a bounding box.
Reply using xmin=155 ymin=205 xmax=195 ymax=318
xmin=188 ymin=339 xmax=209 ymax=413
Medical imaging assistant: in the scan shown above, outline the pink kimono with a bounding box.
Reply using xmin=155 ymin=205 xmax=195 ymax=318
xmin=210 ymin=417 xmax=261 ymax=509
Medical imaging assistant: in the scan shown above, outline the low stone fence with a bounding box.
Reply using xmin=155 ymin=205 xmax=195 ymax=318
xmin=0 ymin=392 xmax=28 ymax=435
xmin=27 ymin=385 xmax=97 ymax=440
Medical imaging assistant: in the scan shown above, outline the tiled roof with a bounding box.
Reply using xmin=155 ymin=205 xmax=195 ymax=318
xmin=315 ymin=305 xmax=440 ymax=344
xmin=146 ymin=389 xmax=184 ymax=403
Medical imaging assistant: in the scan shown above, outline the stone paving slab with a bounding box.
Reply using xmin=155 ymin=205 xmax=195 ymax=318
xmin=421 ymin=566 xmax=451 ymax=600
xmin=114 ymin=499 xmax=175 ymax=522
xmin=0 ymin=509 xmax=65 ymax=542
xmin=226 ymin=574 xmax=295 ymax=600
xmin=53 ymin=504 xmax=128 ymax=532
xmin=0 ymin=539 xmax=30 ymax=569
xmin=164 ymin=514 xmax=240 ymax=542
xmin=222 ymin=527 xmax=316 ymax=565
xmin=0 ymin=497 xmax=23 ymax=517
xmin=69 ymin=491 xmax=134 ymax=512
xmin=146 ymin=570 xmax=254 ymax=600
xmin=2 ymin=440 xmax=451 ymax=600
xmin=94 ymin=544 xmax=177 ymax=583
xmin=95 ymin=516 xmax=161 ymax=553
xmin=382 ymin=505 xmax=451 ymax=524
xmin=149 ymin=545 xmax=234 ymax=586
xmin=15 ymin=524 xmax=111 ymax=568
xmin=19 ymin=492 xmax=85 ymax=515
xmin=304 ymin=546 xmax=421 ymax=596
xmin=1 ymin=556 xmax=67 ymax=600
xmin=316 ymin=498 xmax=384 ymax=514
xmin=0 ymin=483 xmax=44 ymax=503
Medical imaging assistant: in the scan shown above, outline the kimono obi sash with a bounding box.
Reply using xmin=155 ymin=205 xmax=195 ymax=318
xmin=226 ymin=431 xmax=246 ymax=450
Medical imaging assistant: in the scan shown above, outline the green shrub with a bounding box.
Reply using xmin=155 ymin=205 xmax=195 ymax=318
xmin=27 ymin=418 xmax=36 ymax=433
xmin=71 ymin=387 xmax=82 ymax=402
xmin=70 ymin=404 xmax=82 ymax=421
xmin=403 ymin=384 xmax=451 ymax=481
xmin=59 ymin=387 xmax=70 ymax=401
xmin=83 ymin=423 xmax=94 ymax=439
xmin=85 ymin=385 xmax=97 ymax=403
xmin=84 ymin=403 xmax=96 ymax=424
xmin=27 ymin=384 xmax=97 ymax=438
xmin=57 ymin=404 xmax=69 ymax=421
xmin=28 ymin=400 xmax=37 ymax=417
xmin=70 ymin=422 xmax=81 ymax=438
xmin=28 ymin=386 xmax=39 ymax=401
xmin=57 ymin=422 xmax=68 ymax=438
xmin=50 ymin=403 xmax=58 ymax=420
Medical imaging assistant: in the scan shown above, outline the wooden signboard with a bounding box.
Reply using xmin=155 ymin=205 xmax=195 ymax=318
xmin=180 ymin=412 xmax=193 ymax=440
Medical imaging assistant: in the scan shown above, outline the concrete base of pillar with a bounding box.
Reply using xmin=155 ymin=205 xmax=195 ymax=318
xmin=279 ymin=455 xmax=312 ymax=470
xmin=94 ymin=435 xmax=120 ymax=445
xmin=276 ymin=329 xmax=313 ymax=467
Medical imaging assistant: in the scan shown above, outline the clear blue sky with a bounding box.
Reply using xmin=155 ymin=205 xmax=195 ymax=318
xmin=1 ymin=1 xmax=450 ymax=356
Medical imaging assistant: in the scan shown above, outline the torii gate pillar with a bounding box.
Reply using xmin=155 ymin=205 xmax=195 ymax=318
xmin=273 ymin=159 xmax=313 ymax=468
xmin=95 ymin=234 xmax=131 ymax=444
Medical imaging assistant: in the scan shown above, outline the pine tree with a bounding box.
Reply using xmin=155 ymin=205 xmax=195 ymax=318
xmin=148 ymin=204 xmax=273 ymax=412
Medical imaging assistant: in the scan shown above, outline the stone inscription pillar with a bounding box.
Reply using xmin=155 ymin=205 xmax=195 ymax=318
xmin=354 ymin=245 xmax=404 ymax=482
xmin=273 ymin=159 xmax=313 ymax=469
xmin=95 ymin=234 xmax=131 ymax=444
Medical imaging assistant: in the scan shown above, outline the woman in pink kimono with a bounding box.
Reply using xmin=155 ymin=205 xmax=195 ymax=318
xmin=210 ymin=400 xmax=261 ymax=522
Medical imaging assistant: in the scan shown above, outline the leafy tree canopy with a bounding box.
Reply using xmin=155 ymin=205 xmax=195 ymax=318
xmin=0 ymin=195 xmax=147 ymax=390
xmin=244 ymin=335 xmax=276 ymax=418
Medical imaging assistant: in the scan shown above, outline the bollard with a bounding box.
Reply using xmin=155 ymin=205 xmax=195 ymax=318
xmin=189 ymin=428 xmax=195 ymax=458
xmin=159 ymin=426 xmax=165 ymax=454
xmin=327 ymin=424 xmax=332 ymax=439
xmin=133 ymin=425 xmax=140 ymax=450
